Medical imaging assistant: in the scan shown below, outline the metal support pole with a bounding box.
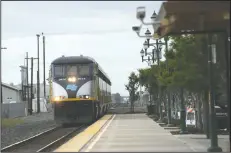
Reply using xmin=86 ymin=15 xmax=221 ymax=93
xmin=0 ymin=50 xmax=2 ymax=103
xmin=223 ymin=31 xmax=230 ymax=146
xmin=207 ymin=34 xmax=222 ymax=152
xmin=26 ymin=52 xmax=30 ymax=115
xmin=30 ymin=57 xmax=34 ymax=115
xmin=167 ymin=91 xmax=172 ymax=125
xmin=0 ymin=47 xmax=7 ymax=103
xmin=42 ymin=34 xmax=46 ymax=102
xmin=36 ymin=34 xmax=40 ymax=113
xmin=156 ymin=39 xmax=163 ymax=122
xmin=165 ymin=36 xmax=172 ymax=126
xmin=179 ymin=87 xmax=188 ymax=134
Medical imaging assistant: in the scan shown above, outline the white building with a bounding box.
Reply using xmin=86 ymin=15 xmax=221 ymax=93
xmin=14 ymin=83 xmax=50 ymax=99
xmin=2 ymin=83 xmax=22 ymax=103
xmin=33 ymin=84 xmax=50 ymax=99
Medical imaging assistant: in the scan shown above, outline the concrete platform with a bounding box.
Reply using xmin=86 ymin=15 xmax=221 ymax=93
xmin=173 ymin=134 xmax=230 ymax=152
xmin=81 ymin=114 xmax=195 ymax=152
xmin=54 ymin=115 xmax=113 ymax=152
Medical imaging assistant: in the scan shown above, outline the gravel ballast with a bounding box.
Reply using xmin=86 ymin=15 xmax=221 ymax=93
xmin=1 ymin=111 xmax=58 ymax=149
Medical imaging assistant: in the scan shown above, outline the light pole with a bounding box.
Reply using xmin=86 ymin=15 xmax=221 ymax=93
xmin=42 ymin=33 xmax=46 ymax=102
xmin=36 ymin=34 xmax=40 ymax=113
xmin=164 ymin=36 xmax=173 ymax=127
xmin=207 ymin=34 xmax=222 ymax=152
xmin=132 ymin=7 xmax=160 ymax=38
xmin=144 ymin=36 xmax=164 ymax=121
xmin=132 ymin=8 xmax=166 ymax=121
xmin=140 ymin=31 xmax=164 ymax=119
xmin=1 ymin=47 xmax=7 ymax=104
xmin=140 ymin=47 xmax=154 ymax=115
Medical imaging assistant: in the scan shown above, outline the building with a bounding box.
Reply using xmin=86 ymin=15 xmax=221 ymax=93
xmin=33 ymin=84 xmax=50 ymax=99
xmin=14 ymin=83 xmax=50 ymax=99
xmin=121 ymin=96 xmax=129 ymax=103
xmin=1 ymin=83 xmax=27 ymax=118
xmin=2 ymin=83 xmax=22 ymax=103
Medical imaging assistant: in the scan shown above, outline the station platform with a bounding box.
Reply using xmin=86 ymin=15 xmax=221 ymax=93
xmin=54 ymin=114 xmax=196 ymax=152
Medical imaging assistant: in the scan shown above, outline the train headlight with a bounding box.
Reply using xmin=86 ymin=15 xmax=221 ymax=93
xmin=54 ymin=96 xmax=65 ymax=101
xmin=54 ymin=96 xmax=61 ymax=101
xmin=68 ymin=77 xmax=76 ymax=82
xmin=85 ymin=95 xmax=89 ymax=99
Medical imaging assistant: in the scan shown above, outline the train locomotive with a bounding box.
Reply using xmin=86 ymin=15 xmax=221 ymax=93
xmin=49 ymin=55 xmax=112 ymax=125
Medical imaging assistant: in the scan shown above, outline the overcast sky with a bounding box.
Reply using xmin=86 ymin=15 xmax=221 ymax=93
xmin=1 ymin=1 xmax=163 ymax=96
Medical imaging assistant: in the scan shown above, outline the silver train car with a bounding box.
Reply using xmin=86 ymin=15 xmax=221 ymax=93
xmin=48 ymin=55 xmax=112 ymax=125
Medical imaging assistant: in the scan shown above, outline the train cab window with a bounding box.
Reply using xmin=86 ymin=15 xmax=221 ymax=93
xmin=78 ymin=65 xmax=90 ymax=76
xmin=67 ymin=65 xmax=78 ymax=76
xmin=54 ymin=65 xmax=65 ymax=77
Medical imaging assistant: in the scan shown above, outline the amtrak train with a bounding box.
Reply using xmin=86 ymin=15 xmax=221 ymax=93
xmin=49 ymin=55 xmax=112 ymax=125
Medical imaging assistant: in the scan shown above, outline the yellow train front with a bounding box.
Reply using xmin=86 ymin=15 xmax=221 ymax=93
xmin=49 ymin=55 xmax=112 ymax=125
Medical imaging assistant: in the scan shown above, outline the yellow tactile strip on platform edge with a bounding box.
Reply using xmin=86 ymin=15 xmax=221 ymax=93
xmin=54 ymin=115 xmax=113 ymax=152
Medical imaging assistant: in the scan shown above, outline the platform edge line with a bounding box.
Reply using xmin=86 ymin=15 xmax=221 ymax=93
xmin=83 ymin=114 xmax=116 ymax=152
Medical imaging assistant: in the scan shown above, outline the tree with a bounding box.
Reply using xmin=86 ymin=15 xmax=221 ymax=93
xmin=134 ymin=33 xmax=228 ymax=133
xmin=125 ymin=72 xmax=140 ymax=113
xmin=114 ymin=93 xmax=121 ymax=103
xmin=138 ymin=65 xmax=159 ymax=103
xmin=161 ymin=34 xmax=227 ymax=134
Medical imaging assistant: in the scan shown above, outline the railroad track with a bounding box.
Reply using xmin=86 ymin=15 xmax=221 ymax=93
xmin=1 ymin=125 xmax=86 ymax=152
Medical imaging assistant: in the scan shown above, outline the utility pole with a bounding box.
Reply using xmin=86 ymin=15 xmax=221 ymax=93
xmin=26 ymin=52 xmax=30 ymax=115
xmin=1 ymin=47 xmax=7 ymax=103
xmin=42 ymin=33 xmax=46 ymax=102
xmin=25 ymin=57 xmax=38 ymax=115
xmin=30 ymin=57 xmax=34 ymax=115
xmin=36 ymin=34 xmax=40 ymax=113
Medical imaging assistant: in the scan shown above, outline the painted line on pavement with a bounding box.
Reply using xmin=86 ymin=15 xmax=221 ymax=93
xmin=53 ymin=114 xmax=113 ymax=152
xmin=84 ymin=114 xmax=116 ymax=152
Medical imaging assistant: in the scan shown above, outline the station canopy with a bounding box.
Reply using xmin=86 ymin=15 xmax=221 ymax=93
xmin=153 ymin=1 xmax=230 ymax=39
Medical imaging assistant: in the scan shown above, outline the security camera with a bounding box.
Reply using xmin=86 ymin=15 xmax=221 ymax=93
xmin=132 ymin=26 xmax=141 ymax=33
xmin=136 ymin=7 xmax=146 ymax=20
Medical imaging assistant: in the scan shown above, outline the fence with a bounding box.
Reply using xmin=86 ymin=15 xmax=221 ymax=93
xmin=1 ymin=102 xmax=26 ymax=118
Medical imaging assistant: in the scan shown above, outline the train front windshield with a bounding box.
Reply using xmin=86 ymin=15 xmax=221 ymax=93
xmin=53 ymin=64 xmax=90 ymax=78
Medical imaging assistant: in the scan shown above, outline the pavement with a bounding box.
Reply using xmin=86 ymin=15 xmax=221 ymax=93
xmin=53 ymin=113 xmax=230 ymax=152
xmin=107 ymin=103 xmax=147 ymax=114
xmin=173 ymin=134 xmax=230 ymax=152
xmin=80 ymin=114 xmax=195 ymax=152
xmin=54 ymin=115 xmax=113 ymax=152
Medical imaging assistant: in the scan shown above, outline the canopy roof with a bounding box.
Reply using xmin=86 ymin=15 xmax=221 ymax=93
xmin=153 ymin=1 xmax=230 ymax=38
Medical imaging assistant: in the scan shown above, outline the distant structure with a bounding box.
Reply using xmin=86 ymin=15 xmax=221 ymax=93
xmin=111 ymin=93 xmax=129 ymax=103
xmin=14 ymin=83 xmax=49 ymax=99
xmin=1 ymin=83 xmax=22 ymax=103
xmin=139 ymin=90 xmax=149 ymax=106
xmin=121 ymin=96 xmax=129 ymax=103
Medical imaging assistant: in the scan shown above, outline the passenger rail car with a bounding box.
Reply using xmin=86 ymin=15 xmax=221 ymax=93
xmin=49 ymin=55 xmax=112 ymax=125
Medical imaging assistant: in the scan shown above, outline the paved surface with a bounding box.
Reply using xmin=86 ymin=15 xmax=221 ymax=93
xmin=55 ymin=115 xmax=113 ymax=152
xmin=173 ymin=134 xmax=230 ymax=152
xmin=1 ymin=111 xmax=57 ymax=148
xmin=81 ymin=114 xmax=194 ymax=152
xmin=108 ymin=103 xmax=147 ymax=114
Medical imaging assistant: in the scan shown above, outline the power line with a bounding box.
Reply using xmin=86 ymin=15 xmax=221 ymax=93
xmin=2 ymin=28 xmax=131 ymax=40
